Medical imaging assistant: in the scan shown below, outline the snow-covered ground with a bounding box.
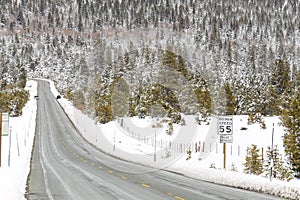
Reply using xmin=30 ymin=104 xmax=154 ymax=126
xmin=0 ymin=80 xmax=37 ymax=200
xmin=1 ymin=79 xmax=299 ymax=199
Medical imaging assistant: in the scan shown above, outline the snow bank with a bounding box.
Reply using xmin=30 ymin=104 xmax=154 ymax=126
xmin=169 ymin=158 xmax=300 ymax=199
xmin=0 ymin=80 xmax=37 ymax=200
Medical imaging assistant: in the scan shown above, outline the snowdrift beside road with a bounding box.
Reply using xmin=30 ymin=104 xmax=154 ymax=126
xmin=0 ymin=80 xmax=37 ymax=200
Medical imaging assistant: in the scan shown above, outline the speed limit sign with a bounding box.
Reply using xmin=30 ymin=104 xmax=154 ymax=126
xmin=218 ymin=116 xmax=233 ymax=135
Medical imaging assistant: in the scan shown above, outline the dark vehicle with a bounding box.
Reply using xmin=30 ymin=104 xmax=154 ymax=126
xmin=56 ymin=95 xmax=61 ymax=99
xmin=34 ymin=95 xmax=39 ymax=100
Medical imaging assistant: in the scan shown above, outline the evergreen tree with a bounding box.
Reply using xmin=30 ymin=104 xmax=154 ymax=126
xmin=110 ymin=78 xmax=130 ymax=117
xmin=264 ymin=145 xmax=293 ymax=181
xmin=224 ymin=82 xmax=236 ymax=115
xmin=18 ymin=67 xmax=27 ymax=88
xmin=281 ymin=92 xmax=300 ymax=178
xmin=264 ymin=85 xmax=280 ymax=116
xmin=263 ymin=59 xmax=291 ymax=116
xmin=94 ymin=69 xmax=114 ymax=123
xmin=135 ymin=83 xmax=181 ymax=124
xmin=215 ymin=82 xmax=236 ymax=115
xmin=194 ymin=77 xmax=212 ymax=120
xmin=244 ymin=144 xmax=263 ymax=175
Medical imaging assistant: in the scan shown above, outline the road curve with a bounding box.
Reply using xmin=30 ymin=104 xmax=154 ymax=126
xmin=26 ymin=80 xmax=283 ymax=200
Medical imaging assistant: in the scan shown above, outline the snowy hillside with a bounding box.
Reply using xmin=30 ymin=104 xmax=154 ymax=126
xmin=0 ymin=1 xmax=299 ymax=118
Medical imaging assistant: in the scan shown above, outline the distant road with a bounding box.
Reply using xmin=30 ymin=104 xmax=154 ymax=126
xmin=26 ymin=80 xmax=283 ymax=200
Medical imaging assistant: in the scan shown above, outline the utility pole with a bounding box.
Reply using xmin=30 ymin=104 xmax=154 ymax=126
xmin=270 ymin=123 xmax=274 ymax=181
xmin=0 ymin=112 xmax=2 ymax=167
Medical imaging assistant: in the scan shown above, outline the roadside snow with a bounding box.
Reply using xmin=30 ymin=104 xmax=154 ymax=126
xmin=0 ymin=80 xmax=37 ymax=200
xmin=169 ymin=158 xmax=300 ymax=199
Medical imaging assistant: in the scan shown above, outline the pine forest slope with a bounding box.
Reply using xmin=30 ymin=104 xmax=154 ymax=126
xmin=0 ymin=0 xmax=300 ymax=176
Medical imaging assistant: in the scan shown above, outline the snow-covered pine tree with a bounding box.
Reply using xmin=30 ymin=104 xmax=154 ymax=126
xmin=223 ymin=82 xmax=236 ymax=115
xmin=94 ymin=68 xmax=114 ymax=123
xmin=230 ymin=163 xmax=238 ymax=172
xmin=281 ymin=91 xmax=300 ymax=178
xmin=264 ymin=85 xmax=280 ymax=116
xmin=278 ymin=157 xmax=293 ymax=182
xmin=110 ymin=78 xmax=130 ymax=117
xmin=18 ymin=67 xmax=27 ymax=89
xmin=194 ymin=76 xmax=212 ymax=124
xmin=244 ymin=144 xmax=263 ymax=175
xmin=267 ymin=59 xmax=291 ymax=115
xmin=264 ymin=145 xmax=293 ymax=181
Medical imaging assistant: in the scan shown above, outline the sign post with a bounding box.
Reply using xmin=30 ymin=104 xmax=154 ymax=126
xmin=218 ymin=116 xmax=233 ymax=170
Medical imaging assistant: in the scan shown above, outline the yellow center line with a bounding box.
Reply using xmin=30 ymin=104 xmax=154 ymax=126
xmin=121 ymin=176 xmax=128 ymax=180
xmin=108 ymin=170 xmax=113 ymax=174
xmin=141 ymin=183 xmax=151 ymax=188
xmin=79 ymin=157 xmax=87 ymax=163
xmin=167 ymin=192 xmax=174 ymax=196
xmin=98 ymin=166 xmax=102 ymax=169
xmin=174 ymin=196 xmax=185 ymax=200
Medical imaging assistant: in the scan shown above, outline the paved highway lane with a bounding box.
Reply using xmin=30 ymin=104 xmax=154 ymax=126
xmin=26 ymin=80 xmax=283 ymax=200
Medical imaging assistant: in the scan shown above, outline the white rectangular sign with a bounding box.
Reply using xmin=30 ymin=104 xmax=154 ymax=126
xmin=220 ymin=135 xmax=233 ymax=143
xmin=1 ymin=113 xmax=9 ymax=136
xmin=218 ymin=116 xmax=233 ymax=135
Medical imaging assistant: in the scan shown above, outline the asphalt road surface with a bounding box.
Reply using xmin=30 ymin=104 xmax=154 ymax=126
xmin=26 ymin=80 xmax=283 ymax=200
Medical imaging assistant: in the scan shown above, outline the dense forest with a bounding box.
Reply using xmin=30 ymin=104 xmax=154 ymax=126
xmin=0 ymin=0 xmax=299 ymax=176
